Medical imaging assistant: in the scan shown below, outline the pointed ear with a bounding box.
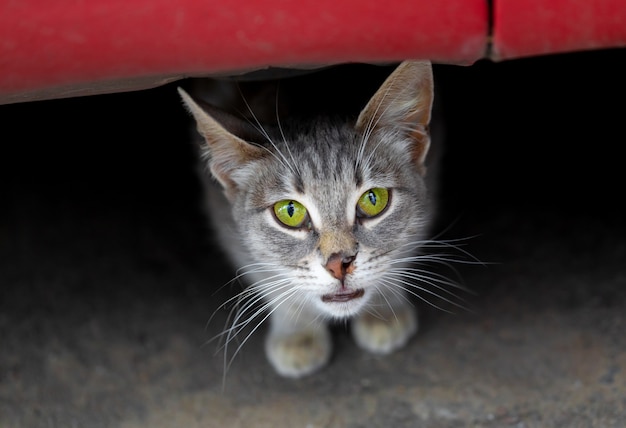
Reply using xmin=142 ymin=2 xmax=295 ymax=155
xmin=178 ymin=87 xmax=266 ymax=199
xmin=355 ymin=60 xmax=434 ymax=174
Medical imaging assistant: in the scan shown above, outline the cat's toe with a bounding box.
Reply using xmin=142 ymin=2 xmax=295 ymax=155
xmin=265 ymin=328 xmax=332 ymax=378
xmin=352 ymin=305 xmax=418 ymax=354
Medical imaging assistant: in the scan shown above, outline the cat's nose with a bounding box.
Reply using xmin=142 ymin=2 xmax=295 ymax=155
xmin=325 ymin=253 xmax=356 ymax=282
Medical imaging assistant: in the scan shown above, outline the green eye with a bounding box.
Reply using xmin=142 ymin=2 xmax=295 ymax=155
xmin=273 ymin=200 xmax=308 ymax=228
xmin=357 ymin=188 xmax=389 ymax=218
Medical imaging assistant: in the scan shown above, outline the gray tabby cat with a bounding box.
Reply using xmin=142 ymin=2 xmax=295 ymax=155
xmin=179 ymin=60 xmax=435 ymax=378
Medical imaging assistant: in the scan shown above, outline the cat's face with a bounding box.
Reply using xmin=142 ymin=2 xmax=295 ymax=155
xmin=180 ymin=60 xmax=434 ymax=319
xmin=227 ymin=120 xmax=430 ymax=318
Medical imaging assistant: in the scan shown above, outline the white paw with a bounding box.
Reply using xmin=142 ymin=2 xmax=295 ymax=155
xmin=265 ymin=327 xmax=332 ymax=378
xmin=352 ymin=305 xmax=418 ymax=354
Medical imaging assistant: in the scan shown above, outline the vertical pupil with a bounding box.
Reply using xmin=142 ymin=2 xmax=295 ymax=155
xmin=287 ymin=201 xmax=295 ymax=217
xmin=368 ymin=191 xmax=377 ymax=206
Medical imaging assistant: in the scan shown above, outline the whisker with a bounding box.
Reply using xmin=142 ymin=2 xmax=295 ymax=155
xmin=387 ymin=269 xmax=471 ymax=300
xmin=274 ymin=82 xmax=302 ymax=178
xmin=373 ymin=285 xmax=401 ymax=322
xmin=224 ymin=286 xmax=300 ymax=374
xmin=235 ymin=84 xmax=299 ymax=178
xmin=211 ymin=277 xmax=293 ymax=345
xmin=378 ymin=277 xmax=469 ymax=314
xmin=210 ymin=261 xmax=289 ymax=296
xmin=216 ymin=283 xmax=298 ymax=389
xmin=206 ymin=269 xmax=291 ymax=329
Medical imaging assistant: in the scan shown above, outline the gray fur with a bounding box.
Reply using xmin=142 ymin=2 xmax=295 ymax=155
xmin=180 ymin=60 xmax=440 ymax=378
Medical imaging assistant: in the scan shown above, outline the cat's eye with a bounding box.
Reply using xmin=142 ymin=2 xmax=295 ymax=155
xmin=273 ymin=200 xmax=309 ymax=228
xmin=356 ymin=188 xmax=389 ymax=218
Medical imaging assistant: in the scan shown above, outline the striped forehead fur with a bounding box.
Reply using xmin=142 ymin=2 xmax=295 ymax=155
xmin=248 ymin=116 xmax=412 ymax=190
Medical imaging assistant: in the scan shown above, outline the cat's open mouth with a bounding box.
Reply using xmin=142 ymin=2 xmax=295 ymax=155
xmin=321 ymin=288 xmax=365 ymax=303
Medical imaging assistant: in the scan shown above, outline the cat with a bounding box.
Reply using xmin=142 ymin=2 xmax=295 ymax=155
xmin=179 ymin=60 xmax=438 ymax=378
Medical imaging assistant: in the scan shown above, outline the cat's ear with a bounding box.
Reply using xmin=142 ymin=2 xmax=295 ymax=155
xmin=178 ymin=87 xmax=266 ymax=199
xmin=355 ymin=60 xmax=433 ymax=174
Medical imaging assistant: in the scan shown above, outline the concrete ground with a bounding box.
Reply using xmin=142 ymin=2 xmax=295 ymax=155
xmin=1 ymin=49 xmax=625 ymax=427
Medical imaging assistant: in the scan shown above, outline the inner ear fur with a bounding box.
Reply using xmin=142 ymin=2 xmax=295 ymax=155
xmin=178 ymin=87 xmax=266 ymax=196
xmin=355 ymin=60 xmax=434 ymax=172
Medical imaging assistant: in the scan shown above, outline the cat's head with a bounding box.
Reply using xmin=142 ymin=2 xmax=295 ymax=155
xmin=180 ymin=60 xmax=434 ymax=319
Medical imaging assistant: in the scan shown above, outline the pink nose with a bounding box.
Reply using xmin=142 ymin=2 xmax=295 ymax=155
xmin=325 ymin=253 xmax=356 ymax=281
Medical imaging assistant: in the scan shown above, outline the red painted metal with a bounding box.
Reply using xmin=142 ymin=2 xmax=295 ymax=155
xmin=0 ymin=0 xmax=487 ymax=103
xmin=2 ymin=0 xmax=625 ymax=104
xmin=492 ymin=0 xmax=626 ymax=60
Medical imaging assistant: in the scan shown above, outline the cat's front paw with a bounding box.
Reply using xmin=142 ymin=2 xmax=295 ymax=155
xmin=352 ymin=304 xmax=418 ymax=354
xmin=265 ymin=327 xmax=332 ymax=378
